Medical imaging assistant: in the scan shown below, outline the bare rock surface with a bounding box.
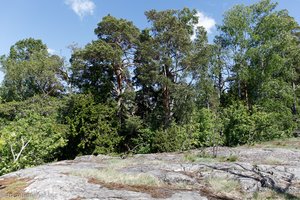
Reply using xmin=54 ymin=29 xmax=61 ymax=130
xmin=1 ymin=140 xmax=300 ymax=200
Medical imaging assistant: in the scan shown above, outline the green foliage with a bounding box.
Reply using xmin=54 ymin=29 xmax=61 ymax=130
xmin=121 ymin=115 xmax=145 ymax=151
xmin=152 ymin=122 xmax=199 ymax=152
xmin=0 ymin=114 xmax=67 ymax=174
xmin=61 ymin=94 xmax=122 ymax=158
xmin=135 ymin=8 xmax=209 ymax=128
xmin=0 ymin=38 xmax=66 ymax=101
xmin=130 ymin=128 xmax=155 ymax=154
xmin=0 ymin=96 xmax=68 ymax=175
xmin=222 ymin=103 xmax=254 ymax=146
xmin=216 ymin=0 xmax=299 ymax=146
xmin=196 ymin=108 xmax=223 ymax=147
xmin=0 ymin=1 xmax=299 ymax=176
xmin=129 ymin=121 xmax=200 ymax=154
xmin=69 ymin=40 xmax=117 ymax=102
xmin=70 ymin=15 xmax=139 ymax=105
xmin=0 ymin=95 xmax=67 ymax=121
xmin=222 ymin=103 xmax=294 ymax=146
xmin=152 ymin=125 xmax=186 ymax=152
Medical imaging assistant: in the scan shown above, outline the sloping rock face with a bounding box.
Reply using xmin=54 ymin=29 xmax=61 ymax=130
xmin=0 ymin=145 xmax=300 ymax=200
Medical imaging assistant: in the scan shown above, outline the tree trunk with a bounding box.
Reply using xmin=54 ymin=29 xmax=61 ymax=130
xmin=292 ymin=82 xmax=297 ymax=115
xmin=115 ymin=66 xmax=123 ymax=107
xmin=162 ymin=65 xmax=172 ymax=127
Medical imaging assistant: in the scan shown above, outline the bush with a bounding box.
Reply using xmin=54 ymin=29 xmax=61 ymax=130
xmin=61 ymin=94 xmax=122 ymax=158
xmin=152 ymin=122 xmax=199 ymax=152
xmin=222 ymin=103 xmax=254 ymax=146
xmin=222 ymin=102 xmax=295 ymax=146
xmin=0 ymin=113 xmax=67 ymax=175
xmin=133 ymin=109 xmax=223 ymax=153
xmin=196 ymin=108 xmax=223 ymax=147
xmin=0 ymin=96 xmax=68 ymax=175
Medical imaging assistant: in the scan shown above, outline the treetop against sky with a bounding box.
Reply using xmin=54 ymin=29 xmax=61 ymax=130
xmin=0 ymin=0 xmax=299 ymax=59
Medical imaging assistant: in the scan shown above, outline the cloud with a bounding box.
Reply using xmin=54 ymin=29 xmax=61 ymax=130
xmin=47 ymin=48 xmax=56 ymax=55
xmin=65 ymin=0 xmax=96 ymax=19
xmin=192 ymin=11 xmax=216 ymax=40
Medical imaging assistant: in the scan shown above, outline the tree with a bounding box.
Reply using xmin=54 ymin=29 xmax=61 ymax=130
xmin=70 ymin=16 xmax=141 ymax=138
xmin=217 ymin=0 xmax=299 ymax=140
xmin=249 ymin=3 xmax=299 ymax=108
xmin=218 ymin=3 xmax=255 ymax=108
xmin=218 ymin=0 xmax=300 ymax=109
xmin=0 ymin=38 xmax=66 ymax=101
xmin=135 ymin=8 xmax=210 ymax=128
xmin=193 ymin=28 xmax=219 ymax=110
xmin=70 ymin=40 xmax=118 ymax=102
xmin=70 ymin=15 xmax=139 ymax=104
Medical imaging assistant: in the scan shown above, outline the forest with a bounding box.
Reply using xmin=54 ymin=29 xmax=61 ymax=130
xmin=0 ymin=0 xmax=299 ymax=175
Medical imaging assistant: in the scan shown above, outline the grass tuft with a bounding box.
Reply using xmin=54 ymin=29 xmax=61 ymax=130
xmin=71 ymin=168 xmax=161 ymax=187
xmin=207 ymin=177 xmax=243 ymax=197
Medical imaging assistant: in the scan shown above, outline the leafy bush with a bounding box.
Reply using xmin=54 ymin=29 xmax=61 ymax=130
xmin=222 ymin=103 xmax=255 ymax=146
xmin=151 ymin=122 xmax=199 ymax=152
xmin=222 ymin=102 xmax=295 ymax=146
xmin=196 ymin=108 xmax=223 ymax=147
xmin=61 ymin=94 xmax=122 ymax=158
xmin=0 ymin=96 xmax=68 ymax=175
xmin=133 ymin=109 xmax=223 ymax=153
xmin=0 ymin=114 xmax=67 ymax=175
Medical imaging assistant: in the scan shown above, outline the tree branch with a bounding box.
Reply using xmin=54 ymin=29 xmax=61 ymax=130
xmin=11 ymin=138 xmax=31 ymax=163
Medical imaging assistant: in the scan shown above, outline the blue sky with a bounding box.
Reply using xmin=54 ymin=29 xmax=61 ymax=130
xmin=0 ymin=0 xmax=300 ymax=62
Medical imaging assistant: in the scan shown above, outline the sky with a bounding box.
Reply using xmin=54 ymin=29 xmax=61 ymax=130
xmin=0 ymin=0 xmax=300 ymax=79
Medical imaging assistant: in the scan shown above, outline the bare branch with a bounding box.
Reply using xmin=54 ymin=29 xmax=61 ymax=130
xmin=11 ymin=138 xmax=31 ymax=163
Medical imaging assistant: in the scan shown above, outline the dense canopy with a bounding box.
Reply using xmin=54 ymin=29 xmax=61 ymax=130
xmin=0 ymin=0 xmax=299 ymax=175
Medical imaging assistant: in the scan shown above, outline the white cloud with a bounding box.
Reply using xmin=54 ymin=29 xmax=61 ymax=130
xmin=47 ymin=48 xmax=56 ymax=55
xmin=65 ymin=0 xmax=96 ymax=19
xmin=192 ymin=11 xmax=216 ymax=40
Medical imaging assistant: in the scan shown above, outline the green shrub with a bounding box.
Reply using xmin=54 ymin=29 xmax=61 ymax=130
xmin=152 ymin=122 xmax=199 ymax=152
xmin=61 ymin=94 xmax=122 ymax=158
xmin=130 ymin=128 xmax=155 ymax=154
xmin=0 ymin=96 xmax=68 ymax=175
xmin=222 ymin=102 xmax=295 ymax=146
xmin=152 ymin=124 xmax=182 ymax=152
xmin=196 ymin=108 xmax=223 ymax=147
xmin=0 ymin=113 xmax=67 ymax=175
xmin=222 ymin=102 xmax=254 ymax=146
